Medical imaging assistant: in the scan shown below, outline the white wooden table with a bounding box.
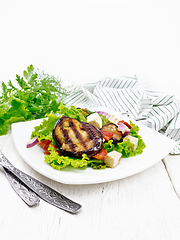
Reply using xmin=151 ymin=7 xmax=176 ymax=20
xmin=1 ymin=130 xmax=180 ymax=240
xmin=1 ymin=1 xmax=180 ymax=239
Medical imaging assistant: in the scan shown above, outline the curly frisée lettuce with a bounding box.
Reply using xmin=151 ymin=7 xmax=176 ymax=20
xmin=30 ymin=103 xmax=146 ymax=170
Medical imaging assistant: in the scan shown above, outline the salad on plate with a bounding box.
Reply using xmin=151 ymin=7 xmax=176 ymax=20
xmin=27 ymin=103 xmax=146 ymax=170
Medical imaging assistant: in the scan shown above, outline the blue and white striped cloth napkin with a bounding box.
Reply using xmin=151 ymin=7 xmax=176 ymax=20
xmin=64 ymin=75 xmax=180 ymax=154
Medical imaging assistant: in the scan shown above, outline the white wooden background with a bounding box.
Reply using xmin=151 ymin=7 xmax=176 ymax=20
xmin=1 ymin=0 xmax=180 ymax=239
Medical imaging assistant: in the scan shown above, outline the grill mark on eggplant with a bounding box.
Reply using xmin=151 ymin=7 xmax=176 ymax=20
xmin=63 ymin=127 xmax=76 ymax=153
xmin=68 ymin=118 xmax=87 ymax=151
xmin=80 ymin=122 xmax=95 ymax=140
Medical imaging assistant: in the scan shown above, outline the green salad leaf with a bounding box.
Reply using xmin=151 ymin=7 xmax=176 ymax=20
xmin=0 ymin=65 xmax=71 ymax=135
xmin=98 ymin=114 xmax=110 ymax=125
xmin=56 ymin=103 xmax=90 ymax=122
xmin=44 ymin=150 xmax=106 ymax=170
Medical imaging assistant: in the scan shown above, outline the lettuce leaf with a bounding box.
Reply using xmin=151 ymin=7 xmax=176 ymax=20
xmin=56 ymin=103 xmax=89 ymax=122
xmin=44 ymin=147 xmax=107 ymax=170
xmin=31 ymin=112 xmax=59 ymax=141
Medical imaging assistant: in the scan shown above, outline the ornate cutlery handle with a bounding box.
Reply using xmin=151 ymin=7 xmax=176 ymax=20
xmin=0 ymin=152 xmax=82 ymax=214
xmin=3 ymin=167 xmax=40 ymax=206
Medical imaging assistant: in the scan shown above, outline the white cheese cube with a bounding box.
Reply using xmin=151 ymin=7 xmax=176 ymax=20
xmin=104 ymin=151 xmax=122 ymax=168
xmin=108 ymin=115 xmax=119 ymax=125
xmin=87 ymin=113 xmax=102 ymax=129
xmin=123 ymin=135 xmax=138 ymax=151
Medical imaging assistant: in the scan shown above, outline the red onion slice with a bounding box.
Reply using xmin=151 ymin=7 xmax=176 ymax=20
xmin=118 ymin=123 xmax=130 ymax=136
xmin=26 ymin=137 xmax=39 ymax=148
xmin=96 ymin=111 xmax=111 ymax=119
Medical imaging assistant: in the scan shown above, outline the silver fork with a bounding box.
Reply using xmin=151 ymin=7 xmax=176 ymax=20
xmin=0 ymin=151 xmax=82 ymax=213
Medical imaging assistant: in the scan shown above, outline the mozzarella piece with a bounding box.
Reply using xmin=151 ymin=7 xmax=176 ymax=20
xmin=104 ymin=151 xmax=122 ymax=168
xmin=87 ymin=113 xmax=102 ymax=129
xmin=108 ymin=115 xmax=119 ymax=125
xmin=123 ymin=135 xmax=138 ymax=151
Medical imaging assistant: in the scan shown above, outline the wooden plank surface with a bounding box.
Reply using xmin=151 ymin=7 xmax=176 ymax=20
xmin=1 ymin=134 xmax=180 ymax=240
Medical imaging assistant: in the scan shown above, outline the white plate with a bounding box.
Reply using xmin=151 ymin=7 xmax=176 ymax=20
xmin=11 ymin=107 xmax=176 ymax=185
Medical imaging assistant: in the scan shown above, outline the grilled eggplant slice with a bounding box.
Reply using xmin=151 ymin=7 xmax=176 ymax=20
xmin=101 ymin=123 xmax=122 ymax=143
xmin=53 ymin=116 xmax=103 ymax=158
